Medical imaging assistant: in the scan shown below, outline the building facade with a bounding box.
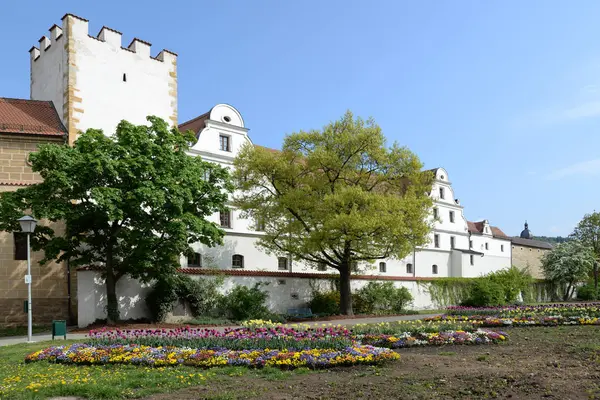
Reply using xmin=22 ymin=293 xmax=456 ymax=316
xmin=178 ymin=108 xmax=513 ymax=279
xmin=1 ymin=14 xmax=517 ymax=326
xmin=511 ymin=222 xmax=553 ymax=279
xmin=0 ymin=98 xmax=72 ymax=325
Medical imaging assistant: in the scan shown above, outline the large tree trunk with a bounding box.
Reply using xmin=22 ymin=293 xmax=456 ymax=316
xmin=339 ymin=263 xmax=353 ymax=316
xmin=105 ymin=245 xmax=120 ymax=325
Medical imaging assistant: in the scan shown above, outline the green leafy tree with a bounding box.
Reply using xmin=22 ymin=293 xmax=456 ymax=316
xmin=0 ymin=117 xmax=232 ymax=324
xmin=541 ymin=240 xmax=595 ymax=301
xmin=233 ymin=111 xmax=433 ymax=315
xmin=571 ymin=212 xmax=600 ymax=292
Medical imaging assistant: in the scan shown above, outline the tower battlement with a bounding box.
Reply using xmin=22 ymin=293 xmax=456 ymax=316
xmin=29 ymin=14 xmax=177 ymax=64
xmin=29 ymin=13 xmax=178 ymax=145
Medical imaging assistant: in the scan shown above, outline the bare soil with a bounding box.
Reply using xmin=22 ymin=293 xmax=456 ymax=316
xmin=143 ymin=326 xmax=600 ymax=400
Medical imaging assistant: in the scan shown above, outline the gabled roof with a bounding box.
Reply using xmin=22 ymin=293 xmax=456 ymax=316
xmin=467 ymin=220 xmax=509 ymax=239
xmin=511 ymin=236 xmax=553 ymax=250
xmin=0 ymin=98 xmax=67 ymax=137
xmin=179 ymin=110 xmax=211 ymax=136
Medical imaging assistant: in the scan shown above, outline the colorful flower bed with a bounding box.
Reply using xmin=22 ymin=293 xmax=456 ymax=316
xmin=358 ymin=329 xmax=507 ymax=348
xmin=425 ymin=314 xmax=600 ymax=327
xmin=87 ymin=326 xmax=354 ymax=350
xmin=445 ymin=303 xmax=600 ymax=317
xmin=25 ymin=344 xmax=399 ymax=369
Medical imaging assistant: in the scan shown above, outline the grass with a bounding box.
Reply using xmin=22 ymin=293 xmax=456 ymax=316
xmin=0 ymin=326 xmax=49 ymax=338
xmin=187 ymin=317 xmax=233 ymax=326
xmin=0 ymin=340 xmax=316 ymax=399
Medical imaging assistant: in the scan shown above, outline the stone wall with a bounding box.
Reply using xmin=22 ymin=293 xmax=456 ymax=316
xmin=0 ymin=134 xmax=72 ymax=327
xmin=1 ymin=297 xmax=69 ymax=326
xmin=0 ymin=135 xmax=63 ymax=184
xmin=512 ymin=244 xmax=549 ymax=279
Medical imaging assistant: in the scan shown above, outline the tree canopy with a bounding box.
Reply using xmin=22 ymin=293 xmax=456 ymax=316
xmin=571 ymin=212 xmax=600 ymax=291
xmin=541 ymin=240 xmax=595 ymax=301
xmin=0 ymin=117 xmax=232 ymax=323
xmin=233 ymin=111 xmax=433 ymax=315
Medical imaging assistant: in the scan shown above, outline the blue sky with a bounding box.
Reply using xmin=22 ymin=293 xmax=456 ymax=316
xmin=2 ymin=1 xmax=600 ymax=237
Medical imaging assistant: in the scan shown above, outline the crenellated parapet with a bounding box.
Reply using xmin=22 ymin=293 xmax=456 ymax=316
xmin=29 ymin=12 xmax=179 ymax=145
xmin=29 ymin=13 xmax=177 ymax=64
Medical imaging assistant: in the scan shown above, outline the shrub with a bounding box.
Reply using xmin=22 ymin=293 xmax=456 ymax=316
xmin=146 ymin=274 xmax=223 ymax=322
xmin=221 ymin=284 xmax=271 ymax=321
xmin=577 ymin=282 xmax=600 ymax=300
xmin=487 ymin=266 xmax=534 ymax=303
xmin=309 ymin=291 xmax=340 ymax=315
xmin=462 ymin=279 xmax=505 ymax=307
xmin=354 ymin=282 xmax=413 ymax=314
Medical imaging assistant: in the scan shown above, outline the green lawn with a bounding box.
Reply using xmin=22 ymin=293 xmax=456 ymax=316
xmin=0 ymin=340 xmax=311 ymax=399
xmin=0 ymin=326 xmax=49 ymax=338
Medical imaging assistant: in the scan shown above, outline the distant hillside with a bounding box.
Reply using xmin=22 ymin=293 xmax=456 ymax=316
xmin=533 ymin=236 xmax=570 ymax=244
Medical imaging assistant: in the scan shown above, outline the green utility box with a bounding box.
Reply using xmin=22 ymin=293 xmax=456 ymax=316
xmin=52 ymin=320 xmax=67 ymax=340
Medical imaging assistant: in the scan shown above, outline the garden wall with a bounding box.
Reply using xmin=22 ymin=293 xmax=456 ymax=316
xmin=76 ymin=270 xmax=436 ymax=328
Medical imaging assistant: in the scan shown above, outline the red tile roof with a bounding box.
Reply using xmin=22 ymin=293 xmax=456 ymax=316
xmin=179 ymin=111 xmax=210 ymax=136
xmin=0 ymin=98 xmax=67 ymax=137
xmin=467 ymin=220 xmax=509 ymax=239
xmin=0 ymin=181 xmax=35 ymax=187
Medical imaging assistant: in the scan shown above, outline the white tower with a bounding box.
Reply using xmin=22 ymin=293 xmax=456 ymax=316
xmin=29 ymin=13 xmax=178 ymax=144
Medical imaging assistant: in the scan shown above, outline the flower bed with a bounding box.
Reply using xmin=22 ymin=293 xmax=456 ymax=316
xmin=425 ymin=315 xmax=600 ymax=327
xmin=87 ymin=326 xmax=353 ymax=350
xmin=445 ymin=303 xmax=600 ymax=317
xmin=25 ymin=344 xmax=399 ymax=369
xmin=358 ymin=329 xmax=507 ymax=348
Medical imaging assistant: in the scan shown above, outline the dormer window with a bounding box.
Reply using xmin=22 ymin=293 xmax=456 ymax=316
xmin=439 ymin=187 xmax=445 ymax=199
xmin=219 ymin=135 xmax=231 ymax=152
xmin=440 ymin=175 xmax=445 ymax=180
xmin=223 ymin=116 xmax=232 ymax=123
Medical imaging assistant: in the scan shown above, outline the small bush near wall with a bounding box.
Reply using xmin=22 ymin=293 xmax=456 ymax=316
xmin=309 ymin=291 xmax=340 ymax=315
xmin=220 ymin=283 xmax=272 ymax=321
xmin=420 ymin=267 xmax=537 ymax=307
xmin=146 ymin=274 xmax=223 ymax=322
xmin=353 ymin=282 xmax=413 ymax=314
xmin=461 ymin=280 xmax=506 ymax=307
xmin=577 ymin=282 xmax=600 ymax=300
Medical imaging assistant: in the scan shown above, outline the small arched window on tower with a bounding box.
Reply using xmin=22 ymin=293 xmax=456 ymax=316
xmin=123 ymin=73 xmax=127 ymax=82
xmin=432 ymin=264 xmax=438 ymax=274
xmin=379 ymin=262 xmax=386 ymax=273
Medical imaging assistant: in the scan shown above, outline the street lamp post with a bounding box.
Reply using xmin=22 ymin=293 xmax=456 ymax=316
xmin=18 ymin=215 xmax=37 ymax=343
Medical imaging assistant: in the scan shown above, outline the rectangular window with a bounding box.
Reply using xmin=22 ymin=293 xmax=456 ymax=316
xmin=278 ymin=257 xmax=288 ymax=271
xmin=434 ymin=234 xmax=440 ymax=248
xmin=450 ymin=236 xmax=455 ymax=249
xmin=433 ymin=208 xmax=439 ymax=219
xmin=317 ymin=262 xmax=327 ymax=271
xmin=439 ymin=187 xmax=445 ymax=199
xmin=14 ymin=233 xmax=27 ymax=260
xmin=469 ymin=240 xmax=473 ymax=248
xmin=379 ymin=262 xmax=386 ymax=273
xmin=351 ymin=262 xmax=359 ymax=273
xmin=220 ymin=209 xmax=231 ymax=228
xmin=501 ymin=244 xmax=504 ymax=252
xmin=232 ymin=254 xmax=244 ymax=268
xmin=449 ymin=211 xmax=455 ymax=223
xmin=485 ymin=242 xmax=489 ymax=250
xmin=219 ymin=135 xmax=231 ymax=152
xmin=432 ymin=264 xmax=438 ymax=274
xmin=255 ymin=217 xmax=266 ymax=231
xmin=470 ymin=255 xmax=474 ymax=265
xmin=406 ymin=263 xmax=413 ymax=274
xmin=187 ymin=253 xmax=202 ymax=268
